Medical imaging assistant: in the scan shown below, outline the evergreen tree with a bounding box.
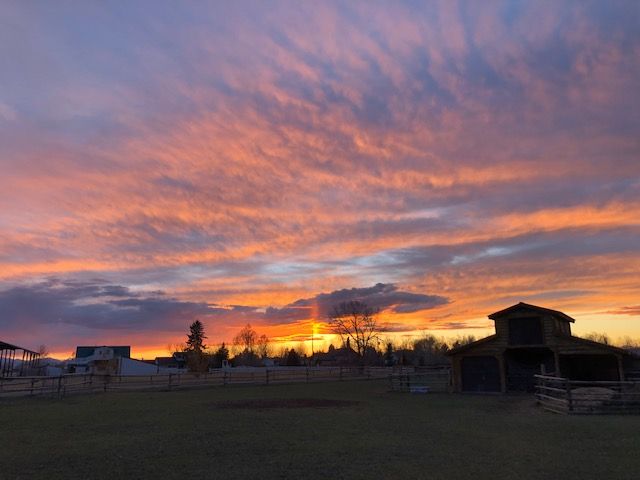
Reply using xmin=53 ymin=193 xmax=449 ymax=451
xmin=285 ymin=348 xmax=302 ymax=366
xmin=186 ymin=320 xmax=207 ymax=353
xmin=214 ymin=342 xmax=229 ymax=366
xmin=383 ymin=342 xmax=394 ymax=366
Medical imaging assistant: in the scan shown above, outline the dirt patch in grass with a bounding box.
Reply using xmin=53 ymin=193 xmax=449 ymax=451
xmin=474 ymin=394 xmax=540 ymax=415
xmin=212 ymin=398 xmax=362 ymax=410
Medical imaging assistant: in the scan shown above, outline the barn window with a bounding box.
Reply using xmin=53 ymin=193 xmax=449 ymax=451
xmin=508 ymin=317 xmax=543 ymax=345
xmin=555 ymin=321 xmax=570 ymax=336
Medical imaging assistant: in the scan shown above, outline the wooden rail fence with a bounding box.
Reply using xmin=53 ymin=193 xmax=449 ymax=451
xmin=535 ymin=374 xmax=640 ymax=414
xmin=389 ymin=367 xmax=451 ymax=393
xmin=0 ymin=366 xmax=393 ymax=399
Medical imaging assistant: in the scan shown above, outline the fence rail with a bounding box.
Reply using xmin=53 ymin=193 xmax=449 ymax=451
xmin=535 ymin=374 xmax=640 ymax=415
xmin=389 ymin=368 xmax=451 ymax=393
xmin=0 ymin=366 xmax=394 ymax=399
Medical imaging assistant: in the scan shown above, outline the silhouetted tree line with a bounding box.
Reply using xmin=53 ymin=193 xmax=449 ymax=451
xmin=177 ymin=302 xmax=489 ymax=372
xmin=178 ymin=321 xmax=275 ymax=372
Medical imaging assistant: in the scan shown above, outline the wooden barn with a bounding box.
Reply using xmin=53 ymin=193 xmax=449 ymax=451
xmin=448 ymin=302 xmax=633 ymax=393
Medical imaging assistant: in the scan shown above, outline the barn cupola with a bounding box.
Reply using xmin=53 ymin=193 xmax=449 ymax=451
xmin=488 ymin=302 xmax=575 ymax=346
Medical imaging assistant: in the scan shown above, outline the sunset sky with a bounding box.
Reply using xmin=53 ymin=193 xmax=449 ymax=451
xmin=1 ymin=1 xmax=639 ymax=359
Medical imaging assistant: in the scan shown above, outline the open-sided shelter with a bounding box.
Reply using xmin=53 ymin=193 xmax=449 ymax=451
xmin=0 ymin=341 xmax=40 ymax=377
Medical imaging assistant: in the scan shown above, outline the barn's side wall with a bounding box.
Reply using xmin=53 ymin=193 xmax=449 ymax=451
xmin=450 ymin=337 xmax=505 ymax=393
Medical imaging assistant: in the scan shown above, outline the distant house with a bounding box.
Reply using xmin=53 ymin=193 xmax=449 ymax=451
xmin=262 ymin=357 xmax=278 ymax=367
xmin=155 ymin=352 xmax=188 ymax=372
xmin=68 ymin=346 xmax=178 ymax=375
xmin=448 ymin=302 xmax=634 ymax=393
xmin=313 ymin=345 xmax=360 ymax=366
xmin=75 ymin=346 xmax=131 ymax=360
xmin=67 ymin=346 xmax=128 ymax=374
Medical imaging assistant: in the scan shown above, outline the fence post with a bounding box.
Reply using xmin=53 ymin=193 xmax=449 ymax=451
xmin=565 ymin=379 xmax=573 ymax=413
xmin=339 ymin=367 xmax=343 ymax=381
xmin=306 ymin=367 xmax=309 ymax=383
xmin=168 ymin=373 xmax=173 ymax=391
xmin=535 ymin=375 xmax=541 ymax=401
xmin=223 ymin=370 xmax=228 ymax=386
xmin=56 ymin=376 xmax=62 ymax=398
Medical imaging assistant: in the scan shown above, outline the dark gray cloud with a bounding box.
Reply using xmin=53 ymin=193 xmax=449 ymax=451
xmin=284 ymin=283 xmax=449 ymax=317
xmin=214 ymin=283 xmax=449 ymax=326
xmin=0 ymin=280 xmax=449 ymax=334
xmin=0 ymin=278 xmax=212 ymax=331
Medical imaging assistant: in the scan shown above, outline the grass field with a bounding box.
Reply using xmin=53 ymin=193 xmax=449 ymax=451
xmin=1 ymin=380 xmax=639 ymax=480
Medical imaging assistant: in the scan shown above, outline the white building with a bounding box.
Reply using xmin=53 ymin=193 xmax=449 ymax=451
xmin=67 ymin=346 xmax=171 ymax=375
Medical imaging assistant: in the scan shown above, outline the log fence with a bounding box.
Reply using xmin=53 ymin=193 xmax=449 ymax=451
xmin=0 ymin=366 xmax=394 ymax=399
xmin=535 ymin=374 xmax=640 ymax=414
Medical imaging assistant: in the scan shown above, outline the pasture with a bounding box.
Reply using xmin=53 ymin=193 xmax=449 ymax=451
xmin=1 ymin=380 xmax=639 ymax=479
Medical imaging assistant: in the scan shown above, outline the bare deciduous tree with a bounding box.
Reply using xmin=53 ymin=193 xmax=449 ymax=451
xmin=232 ymin=324 xmax=270 ymax=366
xmin=37 ymin=344 xmax=49 ymax=358
xmin=583 ymin=332 xmax=611 ymax=345
xmin=449 ymin=335 xmax=477 ymax=349
xmin=328 ymin=301 xmax=380 ymax=357
xmin=256 ymin=334 xmax=270 ymax=359
xmin=233 ymin=324 xmax=258 ymax=354
xmin=619 ymin=336 xmax=640 ymax=349
xmin=166 ymin=342 xmax=187 ymax=354
xmin=413 ymin=334 xmax=449 ymax=366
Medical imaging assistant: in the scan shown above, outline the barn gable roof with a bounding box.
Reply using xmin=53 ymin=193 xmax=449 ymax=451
xmin=560 ymin=335 xmax=630 ymax=355
xmin=446 ymin=334 xmax=499 ymax=356
xmin=488 ymin=302 xmax=576 ymax=323
xmin=446 ymin=332 xmax=630 ymax=357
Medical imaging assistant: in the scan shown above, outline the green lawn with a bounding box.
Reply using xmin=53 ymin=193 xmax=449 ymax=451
xmin=1 ymin=380 xmax=639 ymax=479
